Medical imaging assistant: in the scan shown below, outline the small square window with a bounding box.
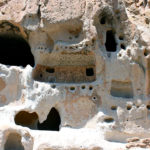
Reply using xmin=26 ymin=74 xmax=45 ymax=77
xmin=86 ymin=68 xmax=94 ymax=76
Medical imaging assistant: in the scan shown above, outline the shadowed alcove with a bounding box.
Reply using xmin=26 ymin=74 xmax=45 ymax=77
xmin=4 ymin=133 xmax=24 ymax=150
xmin=14 ymin=111 xmax=38 ymax=129
xmin=15 ymin=108 xmax=61 ymax=131
xmin=0 ymin=33 xmax=34 ymax=67
xmin=38 ymin=107 xmax=61 ymax=131
xmin=105 ymin=30 xmax=117 ymax=52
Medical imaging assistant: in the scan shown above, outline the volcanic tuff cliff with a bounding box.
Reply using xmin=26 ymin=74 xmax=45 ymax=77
xmin=0 ymin=0 xmax=150 ymax=149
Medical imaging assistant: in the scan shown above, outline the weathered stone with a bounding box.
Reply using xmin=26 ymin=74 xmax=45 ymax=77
xmin=0 ymin=0 xmax=150 ymax=150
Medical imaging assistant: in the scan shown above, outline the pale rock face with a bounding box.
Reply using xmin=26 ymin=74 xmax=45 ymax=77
xmin=0 ymin=0 xmax=150 ymax=150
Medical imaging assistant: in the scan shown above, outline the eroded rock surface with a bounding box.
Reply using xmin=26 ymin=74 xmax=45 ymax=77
xmin=0 ymin=0 xmax=150 ymax=149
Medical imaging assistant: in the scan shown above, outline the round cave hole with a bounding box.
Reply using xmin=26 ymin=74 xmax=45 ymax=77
xmin=0 ymin=33 xmax=34 ymax=67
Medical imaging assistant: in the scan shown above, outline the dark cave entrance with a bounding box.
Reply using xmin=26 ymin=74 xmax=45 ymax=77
xmin=0 ymin=33 xmax=34 ymax=67
xmin=105 ymin=30 xmax=117 ymax=52
xmin=15 ymin=108 xmax=61 ymax=131
xmin=38 ymin=108 xmax=61 ymax=131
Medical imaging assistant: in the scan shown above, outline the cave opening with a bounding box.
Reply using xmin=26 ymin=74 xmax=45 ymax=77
xmin=14 ymin=111 xmax=38 ymax=129
xmin=15 ymin=108 xmax=61 ymax=131
xmin=37 ymin=108 xmax=61 ymax=131
xmin=4 ymin=133 xmax=24 ymax=150
xmin=105 ymin=30 xmax=117 ymax=52
xmin=0 ymin=33 xmax=34 ymax=67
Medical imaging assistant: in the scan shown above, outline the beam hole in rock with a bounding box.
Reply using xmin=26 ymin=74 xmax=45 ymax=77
xmin=70 ymin=86 xmax=75 ymax=91
xmin=37 ymin=107 xmax=61 ymax=131
xmin=51 ymin=84 xmax=56 ymax=89
xmin=4 ymin=133 xmax=24 ymax=150
xmin=86 ymin=68 xmax=94 ymax=76
xmin=14 ymin=111 xmax=38 ymax=129
xmin=111 ymin=106 xmax=117 ymax=110
xmin=92 ymin=96 xmax=97 ymax=101
xmin=89 ymin=86 xmax=93 ymax=91
xmin=104 ymin=117 xmax=114 ymax=123
xmin=81 ymin=85 xmax=86 ymax=89
xmin=105 ymin=30 xmax=117 ymax=52
xmin=0 ymin=33 xmax=34 ymax=67
xmin=110 ymin=80 xmax=133 ymax=98
xmin=127 ymin=105 xmax=132 ymax=110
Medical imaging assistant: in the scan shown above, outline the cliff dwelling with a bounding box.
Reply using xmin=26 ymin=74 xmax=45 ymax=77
xmin=0 ymin=0 xmax=150 ymax=150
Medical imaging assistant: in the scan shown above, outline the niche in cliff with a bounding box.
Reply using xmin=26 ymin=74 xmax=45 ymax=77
xmin=38 ymin=108 xmax=61 ymax=131
xmin=0 ymin=33 xmax=34 ymax=67
xmin=14 ymin=111 xmax=38 ymax=129
xmin=110 ymin=80 xmax=133 ymax=98
xmin=4 ymin=133 xmax=24 ymax=150
xmin=105 ymin=30 xmax=117 ymax=52
xmin=15 ymin=108 xmax=61 ymax=131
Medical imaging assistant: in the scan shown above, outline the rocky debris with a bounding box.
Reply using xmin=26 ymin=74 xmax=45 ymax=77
xmin=126 ymin=138 xmax=150 ymax=149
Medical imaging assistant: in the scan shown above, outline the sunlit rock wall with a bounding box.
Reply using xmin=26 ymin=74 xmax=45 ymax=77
xmin=0 ymin=0 xmax=150 ymax=149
